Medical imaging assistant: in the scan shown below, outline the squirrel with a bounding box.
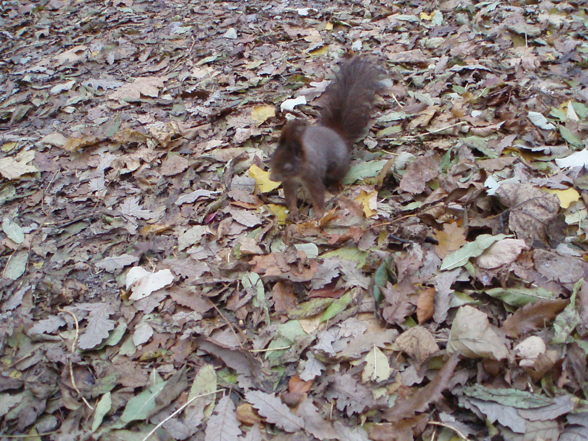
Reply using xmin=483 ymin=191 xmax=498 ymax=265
xmin=269 ymin=57 xmax=383 ymax=218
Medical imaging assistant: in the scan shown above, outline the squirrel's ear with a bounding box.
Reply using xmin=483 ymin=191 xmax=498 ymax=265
xmin=280 ymin=119 xmax=306 ymax=157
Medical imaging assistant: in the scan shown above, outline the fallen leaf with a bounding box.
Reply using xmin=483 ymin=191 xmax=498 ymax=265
xmin=125 ymin=267 xmax=175 ymax=300
xmin=395 ymin=326 xmax=439 ymax=364
xmin=362 ymin=346 xmax=392 ymax=383
xmin=448 ymin=305 xmax=508 ymax=360
xmin=248 ymin=164 xmax=281 ymax=193
xmin=205 ymin=395 xmax=242 ymax=441
xmin=476 ymin=238 xmax=528 ymax=269
xmin=245 ymin=391 xmax=304 ymax=432
xmin=355 ymin=189 xmax=378 ymax=217
xmin=250 ymin=105 xmax=276 ymax=125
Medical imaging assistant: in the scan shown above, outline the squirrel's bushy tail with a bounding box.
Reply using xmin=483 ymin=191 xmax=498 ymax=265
xmin=319 ymin=57 xmax=383 ymax=145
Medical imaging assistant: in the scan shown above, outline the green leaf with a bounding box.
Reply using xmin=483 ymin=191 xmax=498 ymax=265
xmin=572 ymin=101 xmax=588 ymax=119
xmin=376 ymin=125 xmax=402 ymax=137
xmin=549 ymin=107 xmax=567 ymax=122
xmin=372 ymin=259 xmax=391 ymax=304
xmin=288 ymin=298 xmax=333 ymax=319
xmin=321 ymin=291 xmax=353 ymax=322
xmin=440 ymin=234 xmax=508 ymax=271
xmin=528 ymin=111 xmax=555 ymax=130
xmin=321 ymin=247 xmax=367 ymax=266
xmin=482 ymin=287 xmax=555 ymax=307
xmin=3 ymin=250 xmax=28 ymax=280
xmin=559 ymin=126 xmax=583 ymax=148
xmin=464 ymin=384 xmax=552 ymax=408
xmin=265 ymin=320 xmax=307 ymax=363
xmin=552 ymin=279 xmax=582 ymax=344
xmin=120 ymin=374 xmax=166 ymax=424
xmin=462 ymin=136 xmax=497 ymax=158
xmin=2 ymin=218 xmax=24 ymax=243
xmin=242 ymin=272 xmax=265 ymax=309
xmin=91 ymin=392 xmax=112 ymax=432
xmin=344 ymin=160 xmax=388 ymax=184
xmin=102 ymin=322 xmax=127 ymax=347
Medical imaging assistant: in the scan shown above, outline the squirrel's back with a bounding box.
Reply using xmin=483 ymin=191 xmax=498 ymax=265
xmin=319 ymin=57 xmax=382 ymax=145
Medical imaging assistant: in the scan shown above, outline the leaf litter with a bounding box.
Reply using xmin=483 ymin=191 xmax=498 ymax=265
xmin=1 ymin=0 xmax=587 ymax=440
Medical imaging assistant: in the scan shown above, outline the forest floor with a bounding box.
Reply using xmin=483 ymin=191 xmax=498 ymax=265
xmin=1 ymin=0 xmax=587 ymax=440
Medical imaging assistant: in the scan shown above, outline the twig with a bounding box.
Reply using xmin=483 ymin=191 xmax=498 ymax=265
xmin=390 ymin=91 xmax=403 ymax=108
xmin=209 ymin=301 xmax=247 ymax=350
xmin=427 ymin=421 xmax=470 ymax=440
xmin=59 ymin=308 xmax=94 ymax=411
xmin=400 ymin=121 xmax=469 ymax=141
xmin=141 ymin=389 xmax=223 ymax=441
xmin=59 ymin=309 xmax=79 ymax=352
xmin=249 ymin=345 xmax=291 ymax=353
xmin=0 ymin=431 xmax=59 ymax=438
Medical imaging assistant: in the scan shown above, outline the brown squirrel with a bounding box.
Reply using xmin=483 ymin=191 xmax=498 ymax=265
xmin=270 ymin=57 xmax=383 ymax=218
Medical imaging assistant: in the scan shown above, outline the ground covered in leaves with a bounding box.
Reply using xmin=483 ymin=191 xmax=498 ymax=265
xmin=1 ymin=0 xmax=588 ymax=440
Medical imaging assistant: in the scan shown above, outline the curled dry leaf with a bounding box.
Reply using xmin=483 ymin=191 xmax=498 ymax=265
xmin=476 ymin=238 xmax=529 ymax=269
xmin=514 ymin=336 xmax=546 ymax=367
xmin=447 ymin=305 xmax=509 ymax=360
xmin=495 ymin=183 xmax=559 ymax=245
xmin=125 ymin=266 xmax=175 ymax=300
xmin=384 ymin=353 xmax=460 ymax=421
xmin=502 ymin=299 xmax=569 ymax=338
xmin=533 ymin=249 xmax=586 ymax=285
xmin=395 ymin=326 xmax=440 ymax=365
xmin=416 ymin=287 xmax=436 ymax=323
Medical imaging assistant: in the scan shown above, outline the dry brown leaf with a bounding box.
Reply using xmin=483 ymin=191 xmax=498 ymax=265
xmin=502 ymin=299 xmax=569 ymax=338
xmin=447 ymin=305 xmax=509 ymax=360
xmin=295 ymin=399 xmax=338 ymax=440
xmin=271 ymin=281 xmax=298 ymax=313
xmin=281 ymin=376 xmax=312 ymax=407
xmin=384 ymin=353 xmax=460 ymax=421
xmin=399 ymin=155 xmax=440 ymax=194
xmin=108 ymin=76 xmax=167 ymax=101
xmin=236 ymin=403 xmax=262 ymax=426
xmin=395 ymin=326 xmax=440 ymax=364
xmin=416 ymin=287 xmax=436 ymax=323
xmin=495 ymin=183 xmax=560 ymax=244
xmin=245 ymin=390 xmax=304 ymax=433
xmin=250 ymin=253 xmax=318 ymax=282
xmin=434 ymin=222 xmax=467 ymax=259
xmin=476 ymin=238 xmax=529 ymax=269
xmin=382 ymin=282 xmax=414 ymax=326
xmin=160 ymin=154 xmax=190 ymax=176
xmin=533 ymin=249 xmax=586 ymax=285
xmin=204 ymin=395 xmax=241 ymax=441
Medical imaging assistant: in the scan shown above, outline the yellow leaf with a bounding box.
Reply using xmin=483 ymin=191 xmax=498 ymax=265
xmin=2 ymin=142 xmax=18 ymax=153
xmin=309 ymin=45 xmax=329 ymax=56
xmin=355 ymin=190 xmax=378 ymax=218
xmin=266 ymin=204 xmax=288 ymax=224
xmin=248 ymin=164 xmax=281 ymax=193
xmin=420 ymin=12 xmax=433 ymax=20
xmin=250 ymin=105 xmax=275 ymax=125
xmin=325 ymin=22 xmax=334 ymax=31
xmin=546 ymin=187 xmax=580 ymax=209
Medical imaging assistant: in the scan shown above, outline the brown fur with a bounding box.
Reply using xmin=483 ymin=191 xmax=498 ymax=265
xmin=270 ymin=57 xmax=383 ymax=218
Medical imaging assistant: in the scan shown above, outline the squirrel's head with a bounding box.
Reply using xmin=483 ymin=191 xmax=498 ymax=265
xmin=269 ymin=120 xmax=307 ymax=181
